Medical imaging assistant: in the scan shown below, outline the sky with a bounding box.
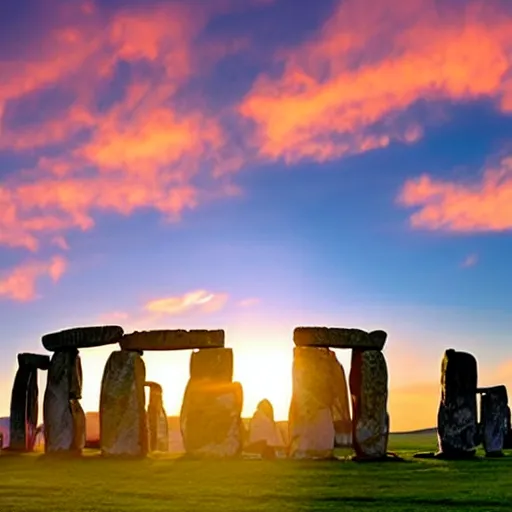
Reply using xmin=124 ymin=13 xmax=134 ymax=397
xmin=0 ymin=0 xmax=511 ymax=432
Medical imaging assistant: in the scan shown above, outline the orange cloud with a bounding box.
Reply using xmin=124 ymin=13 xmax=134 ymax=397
xmin=0 ymin=1 xmax=237 ymax=251
xmin=0 ymin=255 xmax=67 ymax=302
xmin=398 ymin=156 xmax=512 ymax=231
xmin=239 ymin=0 xmax=512 ymax=164
xmin=145 ymin=290 xmax=229 ymax=316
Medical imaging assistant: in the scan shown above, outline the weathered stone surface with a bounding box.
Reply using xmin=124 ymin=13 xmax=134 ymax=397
xmin=120 ymin=329 xmax=225 ymax=351
xmin=146 ymin=381 xmax=169 ymax=452
xmin=479 ymin=386 xmax=508 ymax=457
xmin=100 ymin=350 xmax=147 ymax=457
xmin=190 ymin=348 xmax=233 ymax=382
xmin=180 ymin=380 xmax=243 ymax=458
xmin=436 ymin=349 xmax=478 ymax=458
xmin=349 ymin=349 xmax=389 ymax=460
xmin=245 ymin=399 xmax=285 ymax=458
xmin=505 ymin=406 xmax=512 ymax=449
xmin=294 ymin=327 xmax=386 ymax=350
xmin=43 ymin=350 xmax=85 ymax=454
xmin=329 ymin=351 xmax=352 ymax=447
xmin=42 ymin=326 xmax=124 ymax=351
xmin=288 ymin=347 xmax=336 ymax=459
xmin=9 ymin=366 xmax=37 ymax=451
xmin=17 ymin=353 xmax=50 ymax=370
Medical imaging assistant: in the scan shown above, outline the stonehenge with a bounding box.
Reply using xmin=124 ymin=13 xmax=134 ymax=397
xmin=27 ymin=322 xmax=512 ymax=463
xmin=290 ymin=327 xmax=389 ymax=460
xmin=42 ymin=326 xmax=124 ymax=456
xmin=4 ymin=323 xmax=393 ymax=460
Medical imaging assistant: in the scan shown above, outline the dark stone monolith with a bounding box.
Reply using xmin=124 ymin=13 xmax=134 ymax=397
xmin=349 ymin=349 xmax=389 ymax=460
xmin=9 ymin=353 xmax=50 ymax=452
xmin=479 ymin=385 xmax=508 ymax=457
xmin=436 ymin=349 xmax=478 ymax=459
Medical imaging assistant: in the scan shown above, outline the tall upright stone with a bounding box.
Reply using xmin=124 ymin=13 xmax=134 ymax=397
xmin=100 ymin=350 xmax=147 ymax=457
xmin=288 ymin=347 xmax=336 ymax=459
xmin=479 ymin=385 xmax=508 ymax=457
xmin=349 ymin=349 xmax=389 ymax=460
xmin=43 ymin=349 xmax=86 ymax=455
xmin=146 ymin=381 xmax=169 ymax=452
xmin=9 ymin=353 xmax=50 ymax=452
xmin=180 ymin=348 xmax=244 ymax=458
xmin=436 ymin=349 xmax=478 ymax=458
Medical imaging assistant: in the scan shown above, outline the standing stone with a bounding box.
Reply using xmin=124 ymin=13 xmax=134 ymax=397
xmin=43 ymin=349 xmax=86 ymax=455
xmin=181 ymin=380 xmax=244 ymax=457
xmin=329 ymin=351 xmax=352 ymax=447
xmin=245 ymin=399 xmax=285 ymax=458
xmin=100 ymin=350 xmax=147 ymax=457
xmin=180 ymin=347 xmax=243 ymax=458
xmin=288 ymin=347 xmax=336 ymax=459
xmin=9 ymin=353 xmax=50 ymax=452
xmin=146 ymin=382 xmax=169 ymax=452
xmin=349 ymin=349 xmax=389 ymax=460
xmin=479 ymin=386 xmax=508 ymax=457
xmin=190 ymin=348 xmax=233 ymax=382
xmin=436 ymin=349 xmax=478 ymax=458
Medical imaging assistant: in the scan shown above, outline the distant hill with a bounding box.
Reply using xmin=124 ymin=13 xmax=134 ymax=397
xmin=392 ymin=427 xmax=437 ymax=435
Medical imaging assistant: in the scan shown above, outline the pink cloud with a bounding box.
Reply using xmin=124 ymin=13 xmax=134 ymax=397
xmin=461 ymin=254 xmax=479 ymax=268
xmin=398 ymin=156 xmax=512 ymax=232
xmin=239 ymin=0 xmax=512 ymax=164
xmin=0 ymin=1 xmax=240 ymax=252
xmin=144 ymin=290 xmax=229 ymax=316
xmin=238 ymin=298 xmax=261 ymax=307
xmin=0 ymin=255 xmax=67 ymax=302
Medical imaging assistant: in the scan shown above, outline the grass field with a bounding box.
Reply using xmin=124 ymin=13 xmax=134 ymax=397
xmin=1 ymin=433 xmax=511 ymax=511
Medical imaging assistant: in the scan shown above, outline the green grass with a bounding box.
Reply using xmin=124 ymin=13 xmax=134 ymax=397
xmin=1 ymin=433 xmax=511 ymax=511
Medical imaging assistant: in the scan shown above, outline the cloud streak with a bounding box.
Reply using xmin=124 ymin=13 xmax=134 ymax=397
xmin=239 ymin=0 xmax=512 ymax=164
xmin=0 ymin=255 xmax=67 ymax=302
xmin=1 ymin=0 xmax=512 ymax=264
xmin=0 ymin=1 xmax=239 ymax=252
xmin=399 ymin=156 xmax=512 ymax=232
xmin=145 ymin=290 xmax=229 ymax=316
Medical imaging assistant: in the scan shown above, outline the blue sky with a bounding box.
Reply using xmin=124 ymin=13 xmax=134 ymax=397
xmin=0 ymin=0 xmax=511 ymax=430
